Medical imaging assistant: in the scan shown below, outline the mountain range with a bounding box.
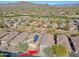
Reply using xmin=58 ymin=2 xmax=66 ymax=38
xmin=0 ymin=1 xmax=79 ymax=8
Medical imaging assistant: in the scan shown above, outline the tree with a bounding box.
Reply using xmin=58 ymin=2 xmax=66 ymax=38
xmin=0 ymin=22 xmax=7 ymax=28
xmin=51 ymin=45 xmax=69 ymax=57
xmin=0 ymin=53 xmax=4 ymax=57
xmin=18 ymin=43 xmax=28 ymax=53
xmin=43 ymin=45 xmax=69 ymax=57
xmin=43 ymin=47 xmax=53 ymax=57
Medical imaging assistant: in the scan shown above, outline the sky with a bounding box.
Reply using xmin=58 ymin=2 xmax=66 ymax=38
xmin=31 ymin=1 xmax=79 ymax=5
xmin=0 ymin=1 xmax=79 ymax=5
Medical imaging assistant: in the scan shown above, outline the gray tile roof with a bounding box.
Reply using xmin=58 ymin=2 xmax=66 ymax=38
xmin=9 ymin=32 xmax=29 ymax=45
xmin=0 ymin=32 xmax=8 ymax=39
xmin=0 ymin=32 xmax=19 ymax=42
xmin=71 ymin=37 xmax=79 ymax=52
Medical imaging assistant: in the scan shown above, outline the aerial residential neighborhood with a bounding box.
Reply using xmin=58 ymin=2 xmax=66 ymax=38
xmin=0 ymin=1 xmax=79 ymax=57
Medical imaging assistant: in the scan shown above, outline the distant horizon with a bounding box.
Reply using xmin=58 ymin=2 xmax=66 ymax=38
xmin=0 ymin=1 xmax=79 ymax=5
